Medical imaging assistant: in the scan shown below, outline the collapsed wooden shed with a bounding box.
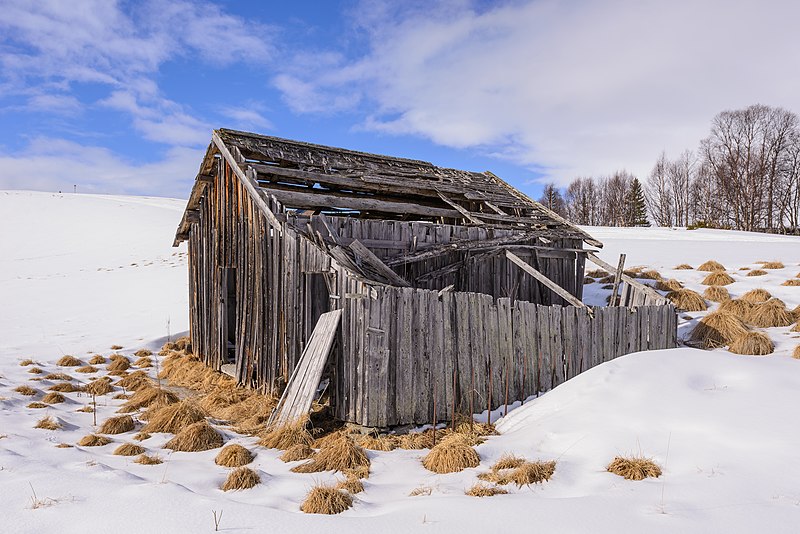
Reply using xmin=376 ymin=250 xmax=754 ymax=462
xmin=174 ymin=129 xmax=677 ymax=428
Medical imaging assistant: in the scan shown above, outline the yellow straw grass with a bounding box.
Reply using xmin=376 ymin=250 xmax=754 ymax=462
xmin=280 ymin=444 xmax=316 ymax=462
xmin=421 ymin=434 xmax=480 ymax=474
xmin=655 ymin=278 xmax=683 ymax=292
xmin=56 ymin=355 xmax=83 ymax=367
xmin=701 ymin=271 xmax=735 ymax=286
xmin=300 ymin=485 xmax=353 ymax=515
xmin=782 ymin=279 xmax=800 ymax=286
xmin=292 ymin=434 xmax=370 ymax=474
xmin=221 ymin=467 xmax=261 ymax=491
xmin=78 ymin=434 xmax=112 ymax=447
xmin=84 ymin=377 xmax=114 ymax=396
xmin=697 ymin=260 xmax=725 ymax=271
xmin=690 ymin=312 xmax=749 ymax=348
xmin=466 ymin=483 xmax=508 ymax=497
xmin=215 ymin=444 xmax=255 ymax=467
xmin=703 ymin=286 xmax=731 ymax=303
xmin=142 ymin=400 xmax=207 ymax=434
xmin=744 ymin=299 xmax=795 ymax=328
xmin=665 ymin=289 xmax=707 ymax=311
xmin=607 ymin=456 xmax=662 ymax=480
xmin=728 ymin=332 xmax=774 ymax=355
xmin=761 ymin=261 xmax=784 ymax=269
xmin=336 ymin=475 xmax=364 ymax=494
xmin=42 ymin=392 xmax=65 ymax=404
xmin=747 ymin=269 xmax=767 ymax=277
xmin=35 ymin=416 xmax=62 ymax=430
xmin=259 ymin=418 xmax=314 ymax=450
xmin=740 ymin=288 xmax=772 ymax=304
xmin=164 ymin=421 xmax=224 ymax=452
xmin=134 ymin=454 xmax=163 ymax=465
xmin=119 ymin=386 xmax=179 ymax=413
xmin=114 ymin=443 xmax=146 ymax=456
xmin=674 ymin=264 xmax=693 ymax=270
xmin=99 ymin=415 xmax=136 ymax=434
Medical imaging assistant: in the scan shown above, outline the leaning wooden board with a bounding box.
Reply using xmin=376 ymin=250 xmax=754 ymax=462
xmin=269 ymin=309 xmax=343 ymax=426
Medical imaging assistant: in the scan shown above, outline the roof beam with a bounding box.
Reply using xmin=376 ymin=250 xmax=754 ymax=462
xmin=505 ymin=250 xmax=591 ymax=313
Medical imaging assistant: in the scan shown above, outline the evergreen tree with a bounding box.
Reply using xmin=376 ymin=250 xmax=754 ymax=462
xmin=625 ymin=178 xmax=650 ymax=226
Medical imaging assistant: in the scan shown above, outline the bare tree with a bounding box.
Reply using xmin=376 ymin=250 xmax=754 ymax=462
xmin=645 ymin=151 xmax=673 ymax=226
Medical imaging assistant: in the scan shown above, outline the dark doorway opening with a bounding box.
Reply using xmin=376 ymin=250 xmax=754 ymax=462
xmin=222 ymin=267 xmax=237 ymax=363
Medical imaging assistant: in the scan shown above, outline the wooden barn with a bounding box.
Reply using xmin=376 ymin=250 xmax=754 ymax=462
xmin=173 ymin=129 xmax=677 ymax=428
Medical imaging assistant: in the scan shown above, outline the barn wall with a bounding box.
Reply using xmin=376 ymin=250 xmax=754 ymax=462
xmin=336 ymin=285 xmax=677 ymax=428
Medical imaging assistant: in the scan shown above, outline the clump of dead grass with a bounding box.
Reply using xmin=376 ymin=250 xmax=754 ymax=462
xmin=259 ymin=418 xmax=314 ymax=450
xmin=84 ymin=377 xmax=114 ymax=396
xmin=300 ymin=485 xmax=353 ymax=515
xmin=397 ymin=429 xmax=449 ymax=450
xmin=56 ymin=355 xmax=83 ymax=367
xmin=697 ymin=260 xmax=726 ymax=272
xmin=509 ymin=460 xmax=556 ymax=485
xmin=701 ymin=271 xmax=735 ymax=286
xmin=43 ymin=372 xmax=72 ymax=381
xmin=793 ymin=345 xmax=800 ymax=359
xmin=42 ymin=392 xmax=65 ymax=404
xmin=637 ymin=269 xmax=662 ymax=280
xmin=747 ymin=269 xmax=767 ymax=277
xmin=134 ymin=454 xmax=162 ymax=465
xmin=586 ymin=269 xmax=609 ymax=278
xmin=48 ymin=382 xmax=82 ymax=393
xmin=782 ymin=279 xmax=800 ymax=287
xmin=292 ymin=434 xmax=370 ymax=474
xmin=357 ymin=433 xmax=400 ymax=451
xmin=19 ymin=359 xmax=35 ymax=366
xmin=703 ymin=285 xmax=731 ymax=303
xmin=665 ymin=289 xmax=707 ymax=311
xmin=35 ymin=416 xmax=62 ymax=430
xmin=133 ymin=357 xmax=153 ymax=368
xmin=674 ymin=264 xmax=693 ymax=270
xmin=728 ymin=331 xmax=774 ymax=355
xmin=110 ymin=344 xmax=123 ymax=350
xmin=745 ymin=298 xmax=795 ymax=328
xmin=409 ymin=486 xmax=432 ymax=497
xmin=583 ymin=277 xmax=595 ymax=284
xmin=164 ymin=421 xmax=223 ymax=452
xmin=27 ymin=402 xmax=48 ymax=408
xmin=88 ymin=355 xmax=106 ymax=365
xmin=14 ymin=385 xmax=37 ymax=396
xmin=215 ymin=444 xmax=254 ymax=467
xmin=690 ymin=311 xmax=749 ymax=348
xmin=133 ymin=431 xmax=151 ymax=441
xmin=114 ymin=443 xmax=146 ymax=456
xmin=56 ymin=443 xmax=72 ymax=448
xmin=280 ymin=444 xmax=316 ymax=462
xmin=134 ymin=349 xmax=153 ymax=358
xmin=740 ymin=288 xmax=772 ymax=304
xmin=142 ymin=400 xmax=207 ymax=434
xmin=75 ymin=365 xmax=99 ymax=374
xmin=28 ymin=367 xmax=43 ymax=374
xmin=336 ymin=475 xmax=364 ymax=494
xmin=78 ymin=434 xmax=112 ymax=447
xmin=114 ymin=371 xmax=154 ymax=391
xmin=655 ymin=278 xmax=683 ymax=292
xmin=221 ymin=467 xmax=261 ymax=491
xmin=107 ymin=358 xmax=130 ymax=372
xmin=466 ymin=483 xmax=508 ymax=497
xmin=607 ymin=456 xmax=662 ymax=480
xmin=76 ymin=405 xmax=94 ymax=413
xmin=422 ymin=434 xmax=480 ymax=474
xmin=762 ymin=261 xmax=785 ymax=269
xmin=792 ymin=321 xmax=800 ymax=333
xmin=718 ymin=299 xmax=754 ymax=319
xmin=119 ymin=385 xmax=179 ymax=413
xmin=99 ymin=415 xmax=135 ymax=434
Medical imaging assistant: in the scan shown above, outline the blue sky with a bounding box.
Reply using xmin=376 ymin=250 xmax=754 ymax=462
xmin=1 ymin=0 xmax=799 ymax=199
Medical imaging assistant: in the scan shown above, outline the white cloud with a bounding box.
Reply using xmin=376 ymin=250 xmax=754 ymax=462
xmin=219 ymin=104 xmax=273 ymax=131
xmin=275 ymin=0 xmax=800 ymax=184
xmin=0 ymin=137 xmax=203 ymax=198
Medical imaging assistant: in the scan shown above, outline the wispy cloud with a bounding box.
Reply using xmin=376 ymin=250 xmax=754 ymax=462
xmin=219 ymin=103 xmax=273 ymax=131
xmin=274 ymin=0 xmax=800 ymax=184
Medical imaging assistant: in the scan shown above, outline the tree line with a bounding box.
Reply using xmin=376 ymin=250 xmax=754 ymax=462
xmin=541 ymin=104 xmax=800 ymax=233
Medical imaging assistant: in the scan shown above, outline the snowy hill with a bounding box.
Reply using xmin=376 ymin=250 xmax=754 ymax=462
xmin=1 ymin=190 xmax=799 ymax=533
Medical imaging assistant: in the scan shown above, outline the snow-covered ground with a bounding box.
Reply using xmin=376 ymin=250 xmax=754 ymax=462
xmin=1 ymin=190 xmax=799 ymax=533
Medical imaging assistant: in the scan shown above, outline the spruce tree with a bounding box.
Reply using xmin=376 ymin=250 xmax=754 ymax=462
xmin=625 ymin=178 xmax=650 ymax=227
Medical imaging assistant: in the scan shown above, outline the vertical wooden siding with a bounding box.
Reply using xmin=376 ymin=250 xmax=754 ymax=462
xmin=335 ymin=286 xmax=677 ymax=427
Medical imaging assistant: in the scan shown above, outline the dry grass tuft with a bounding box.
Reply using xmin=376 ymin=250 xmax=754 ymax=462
xmin=607 ymin=456 xmax=662 ymax=480
xmin=114 ymin=371 xmax=154 ymax=391
xmin=48 ymin=382 xmax=82 ymax=393
xmin=422 ymin=434 xmax=480 ymax=474
xmin=782 ymin=279 xmax=800 ymax=287
xmin=336 ymin=475 xmax=364 ymax=494
xmin=75 ymin=365 xmax=99 ymax=374
xmin=88 ymin=355 xmax=106 ymax=365
xmin=99 ymin=415 xmax=135 ymax=434
xmin=509 ymin=460 xmax=556 ymax=486
xmin=690 ymin=311 xmax=750 ymax=348
xmin=215 ymin=444 xmax=254 ymax=467
xmin=280 ymin=444 xmax=316 ymax=462
xmin=728 ymin=331 xmax=774 ymax=355
xmin=114 ymin=443 xmax=146 ymax=456
xmin=697 ymin=260 xmax=726 ymax=272
xmin=583 ymin=277 xmax=595 ymax=284
xmin=292 ymin=434 xmax=370 ymax=474
xmin=637 ymin=269 xmax=662 ymax=280
xmin=35 ymin=416 xmax=61 ymax=430
xmin=791 ymin=305 xmax=800 ymax=320
xmin=747 ymin=269 xmax=767 ymax=277
xmin=15 ymin=385 xmax=37 ymax=396
xmin=56 ymin=355 xmax=83 ymax=367
xmin=134 ymin=454 xmax=162 ymax=465
xmin=703 ymin=285 xmax=731 ymax=303
xmin=745 ymin=299 xmax=795 ymax=328
xmin=42 ymin=392 xmax=65 ymax=404
xmin=76 ymin=405 xmax=94 ymax=413
xmin=78 ymin=434 xmax=112 ymax=447
xmin=409 ymin=486 xmax=432 ymax=497
xmin=793 ymin=345 xmax=800 ymax=359
xmin=110 ymin=345 xmax=123 ymax=350
xmin=666 ymin=288 xmax=707 ymax=311
xmin=301 ymin=485 xmax=353 ymax=515
xmin=27 ymin=402 xmax=48 ymax=408
xmin=20 ymin=359 xmax=35 ymax=366
xmin=43 ymin=372 xmax=72 ymax=381
xmin=397 ymin=429 xmax=448 ymax=450
xmin=466 ymin=483 xmax=508 ymax=497
xmin=701 ymin=271 xmax=735 ymax=286
xmin=357 ymin=433 xmax=400 ymax=451
xmin=762 ymin=261 xmax=784 ymax=269
xmin=119 ymin=385 xmax=178 ymax=413
xmin=134 ymin=349 xmax=153 ymax=358
xmin=344 ymin=465 xmax=370 ymax=480
xmin=28 ymin=367 xmax=43 ymax=374
xmin=84 ymin=377 xmax=114 ymax=396
xmin=107 ymin=358 xmax=130 ymax=372
xmin=718 ymin=299 xmax=754 ymax=319
xmin=133 ymin=432 xmax=151 ymax=441
xmin=674 ymin=263 xmax=693 ymax=270
xmin=164 ymin=421 xmax=223 ymax=452
xmin=142 ymin=400 xmax=207 ymax=434
xmin=655 ymin=278 xmax=683 ymax=292
xmin=586 ymin=269 xmax=609 ymax=278
xmin=792 ymin=321 xmax=800 ymax=333
xmin=56 ymin=443 xmax=72 ymax=448
xmin=491 ymin=454 xmax=527 ymax=471
xmin=740 ymin=288 xmax=772 ymax=304
xmin=221 ymin=467 xmax=261 ymax=491
xmin=598 ymin=275 xmax=615 ymax=284
xmin=259 ymin=418 xmax=314 ymax=450
xmin=133 ymin=357 xmax=153 ymax=368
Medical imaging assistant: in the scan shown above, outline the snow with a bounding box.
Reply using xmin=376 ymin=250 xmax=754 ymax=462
xmin=1 ymin=190 xmax=800 ymax=533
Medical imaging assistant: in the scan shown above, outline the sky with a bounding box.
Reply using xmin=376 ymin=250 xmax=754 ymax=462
xmin=1 ymin=0 xmax=799 ymax=200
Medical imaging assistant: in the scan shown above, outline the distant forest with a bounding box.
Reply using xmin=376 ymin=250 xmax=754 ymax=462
xmin=539 ymin=104 xmax=800 ymax=233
